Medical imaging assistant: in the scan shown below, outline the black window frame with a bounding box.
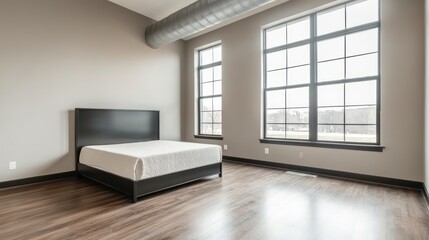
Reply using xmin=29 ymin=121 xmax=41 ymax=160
xmin=195 ymin=44 xmax=223 ymax=140
xmin=261 ymin=0 xmax=384 ymax=151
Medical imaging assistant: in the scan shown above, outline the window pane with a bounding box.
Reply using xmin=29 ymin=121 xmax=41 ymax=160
xmin=286 ymin=124 xmax=309 ymax=140
xmin=213 ymin=66 xmax=222 ymax=80
xmin=346 ymin=53 xmax=378 ymax=79
xmin=318 ymin=107 xmax=344 ymax=124
xmin=287 ymin=17 xmax=310 ymax=43
xmin=201 ymin=68 xmax=213 ymax=83
xmin=213 ymin=97 xmax=222 ymax=110
xmin=266 ymin=24 xmax=286 ymax=49
xmin=213 ymin=111 xmax=222 ymax=123
xmin=318 ymin=36 xmax=344 ymax=62
xmin=201 ymin=124 xmax=213 ymax=134
xmin=198 ymin=45 xmax=221 ymax=137
xmin=288 ymin=44 xmax=310 ymax=67
xmin=287 ymin=108 xmax=309 ymax=124
xmin=318 ymin=125 xmax=344 ymax=141
xmin=213 ymin=81 xmax=222 ymax=95
xmin=201 ymin=82 xmax=213 ymax=96
xmin=213 ymin=124 xmax=222 ymax=135
xmin=347 ymin=0 xmax=378 ymax=28
xmin=345 ymin=125 xmax=376 ymax=143
xmin=345 ymin=106 xmax=376 ymax=124
xmin=262 ymin=2 xmax=379 ymax=144
xmin=317 ymin=6 xmax=345 ymax=36
xmin=267 ymin=109 xmax=285 ymax=123
xmin=201 ymin=98 xmax=212 ymax=111
xmin=267 ymin=90 xmax=285 ymax=108
xmin=267 ymin=69 xmax=286 ymax=88
xmin=287 ymin=87 xmax=309 ymax=108
xmin=345 ymin=80 xmax=376 ymax=105
xmin=200 ymin=49 xmax=213 ymax=65
xmin=317 ymin=59 xmax=345 ymax=82
xmin=213 ymin=45 xmax=222 ymax=62
xmin=318 ymin=84 xmax=344 ymax=107
xmin=346 ymin=28 xmax=378 ymax=57
xmin=267 ymin=50 xmax=286 ymax=71
xmin=267 ymin=124 xmax=286 ymax=138
xmin=287 ymin=65 xmax=310 ymax=86
xmin=202 ymin=112 xmax=213 ymax=122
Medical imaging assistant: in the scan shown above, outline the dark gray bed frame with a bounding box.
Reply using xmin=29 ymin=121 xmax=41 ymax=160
xmin=75 ymin=108 xmax=222 ymax=203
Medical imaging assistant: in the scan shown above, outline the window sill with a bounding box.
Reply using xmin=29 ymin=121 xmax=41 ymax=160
xmin=259 ymin=139 xmax=384 ymax=152
xmin=194 ymin=135 xmax=223 ymax=140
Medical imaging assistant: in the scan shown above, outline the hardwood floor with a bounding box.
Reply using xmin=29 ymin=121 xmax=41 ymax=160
xmin=0 ymin=162 xmax=428 ymax=240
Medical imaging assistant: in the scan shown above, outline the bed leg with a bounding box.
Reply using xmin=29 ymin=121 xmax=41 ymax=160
xmin=131 ymin=182 xmax=138 ymax=203
xmin=219 ymin=172 xmax=222 ymax=177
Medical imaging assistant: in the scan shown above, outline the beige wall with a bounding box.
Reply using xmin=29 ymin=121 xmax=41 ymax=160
xmin=183 ymin=0 xmax=425 ymax=181
xmin=0 ymin=0 xmax=184 ymax=181
xmin=424 ymin=0 xmax=429 ymax=190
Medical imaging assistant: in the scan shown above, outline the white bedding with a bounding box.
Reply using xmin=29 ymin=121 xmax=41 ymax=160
xmin=79 ymin=140 xmax=222 ymax=181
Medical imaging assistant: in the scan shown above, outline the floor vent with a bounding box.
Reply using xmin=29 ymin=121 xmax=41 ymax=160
xmin=286 ymin=171 xmax=317 ymax=178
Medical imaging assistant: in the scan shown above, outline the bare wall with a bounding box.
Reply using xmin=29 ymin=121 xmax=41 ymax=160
xmin=0 ymin=0 xmax=184 ymax=181
xmin=183 ymin=0 xmax=425 ymax=181
xmin=424 ymin=0 xmax=429 ymax=189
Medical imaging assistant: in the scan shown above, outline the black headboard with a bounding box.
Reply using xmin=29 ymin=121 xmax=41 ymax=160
xmin=75 ymin=108 xmax=160 ymax=168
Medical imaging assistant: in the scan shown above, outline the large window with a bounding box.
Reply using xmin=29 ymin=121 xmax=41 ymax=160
xmin=263 ymin=0 xmax=380 ymax=146
xmin=197 ymin=44 xmax=222 ymax=136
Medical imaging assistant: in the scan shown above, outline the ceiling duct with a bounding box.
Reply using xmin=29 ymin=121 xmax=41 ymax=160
xmin=145 ymin=0 xmax=276 ymax=49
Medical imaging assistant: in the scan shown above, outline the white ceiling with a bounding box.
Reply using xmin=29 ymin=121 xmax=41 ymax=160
xmin=108 ymin=0 xmax=289 ymax=40
xmin=108 ymin=0 xmax=197 ymax=21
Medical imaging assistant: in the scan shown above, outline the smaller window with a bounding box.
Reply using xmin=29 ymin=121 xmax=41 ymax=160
xmin=197 ymin=45 xmax=222 ymax=136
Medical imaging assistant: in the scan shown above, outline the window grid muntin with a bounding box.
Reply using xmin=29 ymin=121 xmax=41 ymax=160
xmin=263 ymin=0 xmax=380 ymax=145
xmin=198 ymin=44 xmax=222 ymax=136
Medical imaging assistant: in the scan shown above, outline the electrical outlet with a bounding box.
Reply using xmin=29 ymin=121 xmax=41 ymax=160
xmin=9 ymin=161 xmax=16 ymax=170
xmin=265 ymin=148 xmax=269 ymax=154
xmin=299 ymin=152 xmax=304 ymax=159
xmin=224 ymin=145 xmax=228 ymax=150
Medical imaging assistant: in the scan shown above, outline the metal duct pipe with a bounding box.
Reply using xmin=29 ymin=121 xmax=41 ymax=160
xmin=145 ymin=0 xmax=276 ymax=49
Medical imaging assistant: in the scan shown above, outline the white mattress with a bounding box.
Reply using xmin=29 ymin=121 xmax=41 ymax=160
xmin=79 ymin=140 xmax=222 ymax=181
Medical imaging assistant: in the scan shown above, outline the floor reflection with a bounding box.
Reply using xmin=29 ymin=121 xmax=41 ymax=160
xmin=258 ymin=181 xmax=381 ymax=240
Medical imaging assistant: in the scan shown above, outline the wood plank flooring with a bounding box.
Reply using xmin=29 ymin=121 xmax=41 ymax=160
xmin=0 ymin=161 xmax=428 ymax=240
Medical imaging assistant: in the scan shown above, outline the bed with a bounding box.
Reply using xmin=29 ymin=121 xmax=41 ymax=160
xmin=75 ymin=108 xmax=222 ymax=203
